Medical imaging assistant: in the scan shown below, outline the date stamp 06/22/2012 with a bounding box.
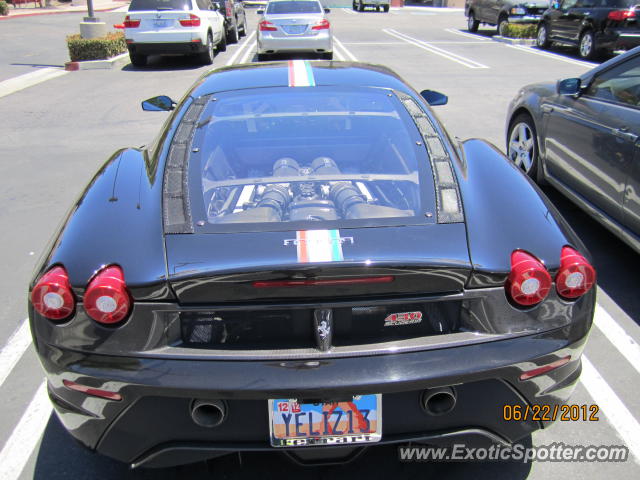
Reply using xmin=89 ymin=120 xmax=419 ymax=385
xmin=503 ymin=404 xmax=600 ymax=422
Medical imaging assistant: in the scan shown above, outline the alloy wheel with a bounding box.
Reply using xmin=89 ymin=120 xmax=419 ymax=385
xmin=508 ymin=122 xmax=536 ymax=174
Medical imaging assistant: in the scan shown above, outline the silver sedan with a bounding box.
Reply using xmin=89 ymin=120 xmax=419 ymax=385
xmin=257 ymin=0 xmax=333 ymax=60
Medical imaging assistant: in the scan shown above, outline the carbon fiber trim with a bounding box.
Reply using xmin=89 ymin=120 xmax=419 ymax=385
xmin=163 ymin=97 xmax=208 ymax=234
xmin=396 ymin=92 xmax=464 ymax=224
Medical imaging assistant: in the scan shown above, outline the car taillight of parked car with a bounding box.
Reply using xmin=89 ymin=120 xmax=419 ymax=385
xmin=555 ymin=246 xmax=596 ymax=299
xmin=179 ymin=14 xmax=201 ymax=27
xmin=123 ymin=16 xmax=141 ymax=28
xmin=505 ymin=250 xmax=552 ymax=307
xmin=31 ymin=266 xmax=76 ymax=321
xmin=226 ymin=5 xmax=232 ymax=17
xmin=608 ymin=9 xmax=636 ymax=21
xmin=259 ymin=20 xmax=278 ymax=31
xmin=312 ymin=19 xmax=330 ymax=30
xmin=84 ymin=266 xmax=132 ymax=325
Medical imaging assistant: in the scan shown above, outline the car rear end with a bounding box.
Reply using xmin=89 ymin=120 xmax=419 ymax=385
xmin=507 ymin=1 xmax=548 ymax=25
xmin=258 ymin=0 xmax=332 ymax=56
xmin=125 ymin=0 xmax=208 ymax=57
xmin=30 ymin=65 xmax=596 ymax=468
xmin=600 ymin=4 xmax=640 ymax=54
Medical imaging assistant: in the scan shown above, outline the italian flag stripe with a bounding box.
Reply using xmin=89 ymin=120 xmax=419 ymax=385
xmin=288 ymin=60 xmax=316 ymax=87
xmin=296 ymin=230 xmax=343 ymax=263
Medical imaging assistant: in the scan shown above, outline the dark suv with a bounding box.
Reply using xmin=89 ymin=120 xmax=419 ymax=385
xmin=214 ymin=0 xmax=247 ymax=43
xmin=465 ymin=0 xmax=549 ymax=35
xmin=537 ymin=0 xmax=640 ymax=59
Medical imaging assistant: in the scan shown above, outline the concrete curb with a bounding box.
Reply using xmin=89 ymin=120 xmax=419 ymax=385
xmin=492 ymin=36 xmax=536 ymax=46
xmin=65 ymin=52 xmax=129 ymax=71
xmin=0 ymin=5 xmax=126 ymax=20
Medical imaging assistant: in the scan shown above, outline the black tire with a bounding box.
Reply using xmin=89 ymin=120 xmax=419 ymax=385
xmin=578 ymin=29 xmax=597 ymax=60
xmin=257 ymin=53 xmax=270 ymax=61
xmin=358 ymin=2 xmax=364 ymax=12
xmin=129 ymin=53 xmax=147 ymax=67
xmin=217 ymin=30 xmax=227 ymax=53
xmin=199 ymin=32 xmax=215 ymax=65
xmin=507 ymin=113 xmax=541 ymax=182
xmin=352 ymin=1 xmax=357 ymax=10
xmin=383 ymin=4 xmax=389 ymax=12
xmin=497 ymin=17 xmax=509 ymax=37
xmin=239 ymin=15 xmax=247 ymax=37
xmin=322 ymin=51 xmax=333 ymax=60
xmin=376 ymin=5 xmax=380 ymax=11
xmin=536 ymin=22 xmax=550 ymax=49
xmin=226 ymin=21 xmax=239 ymax=44
xmin=467 ymin=11 xmax=479 ymax=33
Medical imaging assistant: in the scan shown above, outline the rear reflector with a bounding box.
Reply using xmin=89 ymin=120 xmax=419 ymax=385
xmin=556 ymin=246 xmax=596 ymax=299
xmin=84 ymin=266 xmax=131 ymax=325
xmin=123 ymin=16 xmax=141 ymax=28
xmin=253 ymin=276 xmax=394 ymax=288
xmin=31 ymin=266 xmax=75 ymax=321
xmin=519 ymin=355 xmax=571 ymax=381
xmin=63 ymin=379 xmax=122 ymax=401
xmin=505 ymin=250 xmax=552 ymax=306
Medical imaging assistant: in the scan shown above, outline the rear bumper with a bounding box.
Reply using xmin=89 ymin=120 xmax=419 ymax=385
xmin=507 ymin=15 xmax=543 ymax=24
xmin=257 ymin=32 xmax=332 ymax=54
xmin=127 ymin=42 xmax=207 ymax=55
xmin=40 ymin=329 xmax=587 ymax=468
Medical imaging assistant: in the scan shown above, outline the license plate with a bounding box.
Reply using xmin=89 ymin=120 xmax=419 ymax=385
xmin=282 ymin=25 xmax=307 ymax=35
xmin=154 ymin=19 xmax=170 ymax=28
xmin=268 ymin=395 xmax=382 ymax=447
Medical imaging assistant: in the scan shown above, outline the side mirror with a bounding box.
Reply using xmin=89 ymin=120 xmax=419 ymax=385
xmin=420 ymin=89 xmax=448 ymax=106
xmin=557 ymin=78 xmax=581 ymax=96
xmin=324 ymin=8 xmax=331 ymax=13
xmin=257 ymin=9 xmax=264 ymax=14
xmin=142 ymin=95 xmax=176 ymax=111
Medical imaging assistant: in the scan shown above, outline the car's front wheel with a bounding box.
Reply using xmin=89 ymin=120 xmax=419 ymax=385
xmin=508 ymin=114 xmax=540 ymax=180
xmin=467 ymin=12 xmax=479 ymax=33
xmin=578 ymin=29 xmax=597 ymax=59
xmin=383 ymin=4 xmax=389 ymax=12
xmin=497 ymin=17 xmax=509 ymax=36
xmin=239 ymin=15 xmax=247 ymax=37
xmin=536 ymin=22 xmax=550 ymax=49
xmin=358 ymin=1 xmax=365 ymax=11
xmin=199 ymin=32 xmax=215 ymax=65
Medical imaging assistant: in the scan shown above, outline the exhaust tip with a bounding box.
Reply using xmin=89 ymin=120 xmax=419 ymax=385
xmin=191 ymin=399 xmax=227 ymax=428
xmin=422 ymin=387 xmax=457 ymax=416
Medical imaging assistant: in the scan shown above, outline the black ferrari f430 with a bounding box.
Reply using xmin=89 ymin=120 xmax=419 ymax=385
xmin=29 ymin=60 xmax=596 ymax=468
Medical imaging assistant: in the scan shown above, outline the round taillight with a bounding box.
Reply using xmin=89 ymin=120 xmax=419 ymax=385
xmin=556 ymin=246 xmax=596 ymax=299
xmin=31 ymin=266 xmax=75 ymax=321
xmin=84 ymin=266 xmax=131 ymax=325
xmin=506 ymin=250 xmax=552 ymax=307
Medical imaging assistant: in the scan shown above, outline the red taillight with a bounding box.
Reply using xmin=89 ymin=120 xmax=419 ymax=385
xmin=608 ymin=9 xmax=636 ymax=21
xmin=519 ymin=355 xmax=571 ymax=381
xmin=226 ymin=5 xmax=232 ymax=17
xmin=179 ymin=14 xmax=201 ymax=27
xmin=31 ymin=266 xmax=75 ymax=321
xmin=312 ymin=19 xmax=330 ymax=30
xmin=63 ymin=380 xmax=122 ymax=401
xmin=123 ymin=16 xmax=141 ymax=28
xmin=505 ymin=250 xmax=552 ymax=307
xmin=253 ymin=276 xmax=394 ymax=288
xmin=555 ymin=246 xmax=596 ymax=299
xmin=259 ymin=20 xmax=278 ymax=31
xmin=84 ymin=266 xmax=131 ymax=325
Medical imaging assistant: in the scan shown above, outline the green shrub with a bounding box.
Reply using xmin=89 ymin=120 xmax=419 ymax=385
xmin=66 ymin=32 xmax=127 ymax=62
xmin=502 ymin=23 xmax=537 ymax=39
xmin=0 ymin=1 xmax=9 ymax=16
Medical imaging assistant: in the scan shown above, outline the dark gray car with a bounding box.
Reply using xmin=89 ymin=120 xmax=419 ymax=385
xmin=506 ymin=46 xmax=640 ymax=253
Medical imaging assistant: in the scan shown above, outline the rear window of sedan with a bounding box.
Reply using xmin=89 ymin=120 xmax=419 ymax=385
xmin=266 ymin=1 xmax=321 ymax=14
xmin=186 ymin=86 xmax=434 ymax=231
xmin=129 ymin=0 xmax=193 ymax=11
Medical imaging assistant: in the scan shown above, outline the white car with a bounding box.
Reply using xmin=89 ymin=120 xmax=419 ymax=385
xmin=353 ymin=0 xmax=390 ymax=12
xmin=124 ymin=0 xmax=226 ymax=66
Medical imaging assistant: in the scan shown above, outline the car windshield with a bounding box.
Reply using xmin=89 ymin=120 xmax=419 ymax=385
xmin=129 ymin=0 xmax=192 ymax=11
xmin=266 ymin=1 xmax=321 ymax=14
xmin=188 ymin=86 xmax=428 ymax=230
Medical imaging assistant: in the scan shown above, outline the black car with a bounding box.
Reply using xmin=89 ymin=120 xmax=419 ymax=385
xmin=537 ymin=0 xmax=640 ymax=59
xmin=30 ymin=60 xmax=596 ymax=468
xmin=215 ymin=0 xmax=247 ymax=43
xmin=507 ymin=47 xmax=640 ymax=253
xmin=465 ymin=0 xmax=549 ymax=35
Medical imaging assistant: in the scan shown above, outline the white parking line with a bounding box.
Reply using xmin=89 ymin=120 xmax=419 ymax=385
xmin=0 ymin=68 xmax=68 ymax=100
xmin=334 ymin=48 xmax=346 ymax=61
xmin=594 ymin=304 xmax=640 ymax=376
xmin=0 ymin=381 xmax=51 ymax=480
xmin=333 ymin=37 xmax=359 ymax=61
xmin=444 ymin=28 xmax=491 ymax=41
xmin=342 ymin=8 xmax=357 ymax=15
xmin=383 ymin=29 xmax=489 ymax=69
xmin=239 ymin=41 xmax=257 ymax=64
xmin=0 ymin=319 xmax=31 ymax=388
xmin=581 ymin=356 xmax=640 ymax=464
xmin=226 ymin=31 xmax=257 ymax=66
xmin=506 ymin=44 xmax=598 ymax=68
xmin=341 ymin=42 xmax=405 ymax=45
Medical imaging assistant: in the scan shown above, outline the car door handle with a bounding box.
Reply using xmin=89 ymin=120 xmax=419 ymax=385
xmin=613 ymin=127 xmax=638 ymax=143
xmin=541 ymin=105 xmax=554 ymax=113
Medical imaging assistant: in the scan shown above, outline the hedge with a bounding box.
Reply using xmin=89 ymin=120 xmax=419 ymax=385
xmin=502 ymin=23 xmax=537 ymax=39
xmin=66 ymin=32 xmax=127 ymax=62
xmin=0 ymin=1 xmax=9 ymax=16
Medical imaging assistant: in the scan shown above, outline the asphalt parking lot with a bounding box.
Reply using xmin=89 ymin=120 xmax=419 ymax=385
xmin=1 ymin=5 xmax=639 ymax=479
